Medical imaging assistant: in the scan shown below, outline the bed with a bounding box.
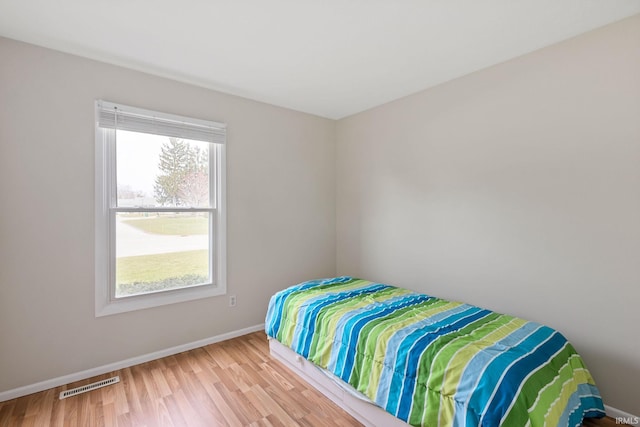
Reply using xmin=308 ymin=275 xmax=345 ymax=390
xmin=265 ymin=276 xmax=605 ymax=427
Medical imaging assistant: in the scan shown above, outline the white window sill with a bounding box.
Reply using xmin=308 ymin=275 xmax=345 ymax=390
xmin=95 ymin=283 xmax=226 ymax=317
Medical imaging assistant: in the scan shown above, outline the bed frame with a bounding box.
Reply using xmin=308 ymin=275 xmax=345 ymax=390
xmin=268 ymin=337 xmax=408 ymax=427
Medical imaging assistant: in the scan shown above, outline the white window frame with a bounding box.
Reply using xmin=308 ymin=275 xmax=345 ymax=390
xmin=95 ymin=100 xmax=226 ymax=317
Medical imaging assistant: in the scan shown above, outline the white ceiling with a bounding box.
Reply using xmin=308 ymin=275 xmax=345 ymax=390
xmin=1 ymin=1 xmax=639 ymax=119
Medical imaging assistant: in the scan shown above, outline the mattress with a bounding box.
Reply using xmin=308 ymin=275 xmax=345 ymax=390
xmin=265 ymin=276 xmax=605 ymax=427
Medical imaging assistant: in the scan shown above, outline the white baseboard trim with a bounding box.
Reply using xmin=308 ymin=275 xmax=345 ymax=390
xmin=605 ymin=405 xmax=640 ymax=425
xmin=0 ymin=323 xmax=265 ymax=403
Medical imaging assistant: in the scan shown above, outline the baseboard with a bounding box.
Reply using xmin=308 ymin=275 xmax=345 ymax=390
xmin=0 ymin=323 xmax=265 ymax=403
xmin=605 ymin=405 xmax=640 ymax=425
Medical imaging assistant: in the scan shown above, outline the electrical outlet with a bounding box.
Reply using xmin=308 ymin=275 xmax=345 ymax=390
xmin=229 ymin=295 xmax=237 ymax=307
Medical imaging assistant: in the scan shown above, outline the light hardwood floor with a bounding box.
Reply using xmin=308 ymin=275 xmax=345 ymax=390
xmin=0 ymin=331 xmax=625 ymax=426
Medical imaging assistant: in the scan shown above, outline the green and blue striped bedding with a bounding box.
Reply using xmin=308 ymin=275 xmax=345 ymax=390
xmin=265 ymin=277 xmax=605 ymax=427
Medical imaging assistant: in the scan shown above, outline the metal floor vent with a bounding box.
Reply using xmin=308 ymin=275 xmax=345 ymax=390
xmin=59 ymin=376 xmax=120 ymax=400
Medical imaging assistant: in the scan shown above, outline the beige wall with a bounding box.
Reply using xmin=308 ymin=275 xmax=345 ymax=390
xmin=0 ymin=38 xmax=336 ymax=393
xmin=336 ymin=15 xmax=640 ymax=415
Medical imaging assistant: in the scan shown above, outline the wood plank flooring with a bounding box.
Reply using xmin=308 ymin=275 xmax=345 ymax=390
xmin=0 ymin=331 xmax=626 ymax=426
xmin=0 ymin=332 xmax=360 ymax=427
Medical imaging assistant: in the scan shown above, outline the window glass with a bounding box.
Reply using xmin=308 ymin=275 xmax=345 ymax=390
xmin=115 ymin=211 xmax=211 ymax=297
xmin=116 ymin=131 xmax=210 ymax=208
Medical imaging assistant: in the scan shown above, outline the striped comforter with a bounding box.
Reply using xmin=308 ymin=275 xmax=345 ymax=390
xmin=265 ymin=277 xmax=605 ymax=427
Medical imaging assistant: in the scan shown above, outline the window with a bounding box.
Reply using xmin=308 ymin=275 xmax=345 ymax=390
xmin=95 ymin=100 xmax=226 ymax=316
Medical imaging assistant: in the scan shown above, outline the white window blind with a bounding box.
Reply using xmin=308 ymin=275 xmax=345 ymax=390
xmin=96 ymin=100 xmax=226 ymax=144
